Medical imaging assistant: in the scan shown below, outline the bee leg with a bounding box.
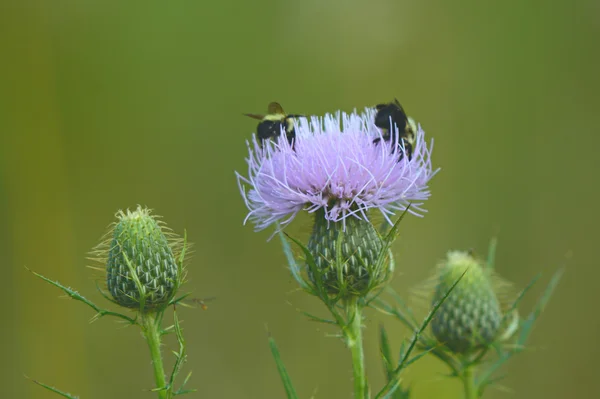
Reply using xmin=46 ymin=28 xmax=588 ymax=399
xmin=258 ymin=137 xmax=267 ymax=149
xmin=394 ymin=140 xmax=413 ymax=162
xmin=372 ymin=129 xmax=390 ymax=145
xmin=373 ymin=136 xmax=411 ymax=163
xmin=286 ymin=132 xmax=297 ymax=151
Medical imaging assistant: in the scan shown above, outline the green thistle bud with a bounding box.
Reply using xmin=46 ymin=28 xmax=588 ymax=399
xmin=103 ymin=206 xmax=182 ymax=312
xmin=431 ymin=251 xmax=502 ymax=354
xmin=307 ymin=210 xmax=391 ymax=297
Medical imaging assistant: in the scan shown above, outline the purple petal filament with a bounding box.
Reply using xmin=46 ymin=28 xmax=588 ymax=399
xmin=236 ymin=108 xmax=437 ymax=232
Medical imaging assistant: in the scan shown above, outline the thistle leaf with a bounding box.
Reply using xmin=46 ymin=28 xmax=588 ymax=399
xmin=477 ymin=268 xmax=564 ymax=394
xmin=268 ymin=334 xmax=299 ymax=399
xmin=278 ymin=229 xmax=310 ymax=291
xmin=27 ymin=267 xmax=137 ymax=325
xmin=26 ymin=376 xmax=79 ymax=399
xmin=486 ymin=237 xmax=498 ymax=271
xmin=375 ymin=269 xmax=467 ymax=398
xmin=379 ymin=324 xmax=395 ymax=381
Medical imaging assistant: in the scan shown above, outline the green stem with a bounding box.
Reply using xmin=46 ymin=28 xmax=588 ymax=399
xmin=142 ymin=312 xmax=169 ymax=399
xmin=346 ymin=300 xmax=367 ymax=399
xmin=462 ymin=365 xmax=477 ymax=399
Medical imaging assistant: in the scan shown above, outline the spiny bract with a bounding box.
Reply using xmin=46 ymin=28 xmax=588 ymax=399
xmin=307 ymin=209 xmax=390 ymax=297
xmin=431 ymin=251 xmax=502 ymax=354
xmin=105 ymin=206 xmax=181 ymax=312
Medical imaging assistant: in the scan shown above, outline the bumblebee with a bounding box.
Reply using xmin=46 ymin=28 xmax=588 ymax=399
xmin=373 ymin=98 xmax=417 ymax=161
xmin=244 ymin=102 xmax=303 ymax=148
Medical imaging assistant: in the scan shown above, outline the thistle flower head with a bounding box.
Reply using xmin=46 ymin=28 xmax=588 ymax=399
xmin=430 ymin=251 xmax=504 ymax=354
xmin=237 ymin=108 xmax=436 ymax=232
xmin=306 ymin=208 xmax=392 ymax=298
xmin=90 ymin=206 xmax=185 ymax=312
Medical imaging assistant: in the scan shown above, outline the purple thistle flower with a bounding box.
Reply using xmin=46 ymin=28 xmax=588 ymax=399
xmin=236 ymin=108 xmax=437 ymax=232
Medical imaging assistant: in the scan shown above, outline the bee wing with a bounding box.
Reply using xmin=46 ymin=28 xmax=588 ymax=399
xmin=392 ymin=98 xmax=406 ymax=112
xmin=244 ymin=113 xmax=265 ymax=120
xmin=267 ymin=102 xmax=285 ymax=115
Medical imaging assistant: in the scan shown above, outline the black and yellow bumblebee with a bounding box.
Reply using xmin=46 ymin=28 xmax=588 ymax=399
xmin=244 ymin=102 xmax=303 ymax=148
xmin=372 ymin=98 xmax=417 ymax=161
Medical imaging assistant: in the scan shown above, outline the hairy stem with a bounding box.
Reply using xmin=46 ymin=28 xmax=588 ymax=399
xmin=345 ymin=300 xmax=367 ymax=399
xmin=462 ymin=365 xmax=477 ymax=399
xmin=142 ymin=312 xmax=169 ymax=399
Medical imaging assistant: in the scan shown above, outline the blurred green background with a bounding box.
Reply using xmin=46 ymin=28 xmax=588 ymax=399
xmin=1 ymin=0 xmax=598 ymax=398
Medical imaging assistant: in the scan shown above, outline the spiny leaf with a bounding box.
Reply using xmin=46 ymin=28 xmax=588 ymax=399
xmin=178 ymin=230 xmax=188 ymax=266
xmin=27 ymin=267 xmax=137 ymax=325
xmin=378 ymin=206 xmax=410 ymax=238
xmin=302 ymin=312 xmax=337 ymax=325
xmin=371 ymin=297 xmax=418 ymax=332
xmin=477 ymin=268 xmax=564 ymax=394
xmin=278 ymin=229 xmax=310 ymax=291
xmin=170 ymin=292 xmax=193 ymax=306
xmin=26 ymin=376 xmax=79 ymax=399
xmin=285 ymin=234 xmax=324 ymax=295
xmin=169 ymin=307 xmax=190 ymax=393
xmin=268 ymin=334 xmax=299 ymax=399
xmin=486 ymin=237 xmax=498 ymax=270
xmin=374 ymin=209 xmax=409 ymax=275
xmin=387 ymin=288 xmax=418 ymax=323
xmin=505 ymin=274 xmax=541 ymax=316
xmin=379 ymin=325 xmax=409 ymax=399
xmin=173 ymin=389 xmax=197 ymax=396
xmin=173 ymin=372 xmax=196 ymax=396
xmin=283 ymin=233 xmax=346 ymax=326
xmin=517 ymin=267 xmax=564 ymax=346
xmin=379 ymin=324 xmax=395 ymax=380
xmin=403 ymin=345 xmax=439 ymax=369
xmin=370 ymin=286 xmax=419 ymax=330
xmin=94 ymin=281 xmax=119 ymax=305
xmin=376 ymin=269 xmax=468 ymax=398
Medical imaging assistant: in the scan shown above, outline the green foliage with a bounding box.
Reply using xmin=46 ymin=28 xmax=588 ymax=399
xmin=476 ymin=267 xmax=565 ymax=396
xmin=278 ymin=216 xmax=405 ymax=398
xmin=28 ymin=210 xmax=193 ymax=399
xmin=27 ymin=267 xmax=138 ymax=325
xmin=268 ymin=333 xmax=300 ymax=399
xmin=431 ymin=251 xmax=502 ymax=354
xmin=275 ymin=210 xmax=467 ymax=399
xmin=373 ymin=238 xmax=563 ymax=398
xmin=26 ymin=377 xmax=79 ymax=399
xmin=169 ymin=308 xmax=195 ymax=396
xmin=378 ymin=325 xmax=411 ymax=399
xmin=375 ymin=269 xmax=467 ymax=399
